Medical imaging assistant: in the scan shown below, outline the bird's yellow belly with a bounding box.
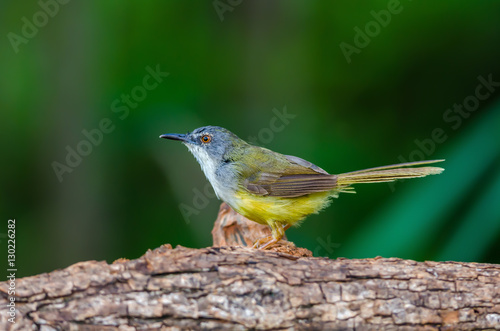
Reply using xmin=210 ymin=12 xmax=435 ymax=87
xmin=231 ymin=191 xmax=333 ymax=226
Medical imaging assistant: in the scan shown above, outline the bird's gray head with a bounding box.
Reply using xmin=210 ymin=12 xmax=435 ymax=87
xmin=160 ymin=126 xmax=244 ymax=166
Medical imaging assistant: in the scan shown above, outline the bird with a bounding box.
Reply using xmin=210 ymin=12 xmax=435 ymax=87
xmin=160 ymin=126 xmax=444 ymax=249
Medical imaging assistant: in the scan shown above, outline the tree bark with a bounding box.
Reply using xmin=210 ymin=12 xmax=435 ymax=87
xmin=2 ymin=245 xmax=500 ymax=330
xmin=1 ymin=204 xmax=499 ymax=330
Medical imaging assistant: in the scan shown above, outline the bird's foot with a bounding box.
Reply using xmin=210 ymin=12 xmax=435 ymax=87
xmin=252 ymin=236 xmax=279 ymax=250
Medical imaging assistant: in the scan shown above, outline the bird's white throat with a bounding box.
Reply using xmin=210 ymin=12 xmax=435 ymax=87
xmin=184 ymin=143 xmax=226 ymax=200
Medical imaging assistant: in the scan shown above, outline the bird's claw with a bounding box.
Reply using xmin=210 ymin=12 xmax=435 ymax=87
xmin=252 ymin=236 xmax=279 ymax=250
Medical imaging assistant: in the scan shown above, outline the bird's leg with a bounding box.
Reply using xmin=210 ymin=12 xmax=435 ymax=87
xmin=252 ymin=236 xmax=275 ymax=249
xmin=253 ymin=222 xmax=291 ymax=249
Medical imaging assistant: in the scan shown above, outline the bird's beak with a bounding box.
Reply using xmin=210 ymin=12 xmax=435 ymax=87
xmin=159 ymin=133 xmax=189 ymax=142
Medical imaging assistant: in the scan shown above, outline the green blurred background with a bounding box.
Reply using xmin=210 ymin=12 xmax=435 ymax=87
xmin=1 ymin=1 xmax=499 ymax=277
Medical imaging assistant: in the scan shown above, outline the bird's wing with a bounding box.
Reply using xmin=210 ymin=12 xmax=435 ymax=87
xmin=241 ymin=149 xmax=337 ymax=198
xmin=283 ymin=155 xmax=329 ymax=175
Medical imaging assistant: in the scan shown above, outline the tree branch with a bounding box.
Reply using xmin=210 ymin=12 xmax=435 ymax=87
xmin=1 ymin=204 xmax=499 ymax=330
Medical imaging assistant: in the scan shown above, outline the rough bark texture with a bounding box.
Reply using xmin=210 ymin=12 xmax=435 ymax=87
xmin=1 ymin=204 xmax=499 ymax=330
xmin=2 ymin=245 xmax=500 ymax=330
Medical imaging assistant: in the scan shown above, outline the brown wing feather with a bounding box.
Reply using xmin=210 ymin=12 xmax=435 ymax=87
xmin=243 ymin=154 xmax=337 ymax=198
xmin=284 ymin=155 xmax=329 ymax=174
xmin=264 ymin=174 xmax=337 ymax=197
xmin=241 ymin=147 xmax=443 ymax=198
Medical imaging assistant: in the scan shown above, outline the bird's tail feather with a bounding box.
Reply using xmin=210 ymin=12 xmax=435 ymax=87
xmin=336 ymin=159 xmax=444 ymax=193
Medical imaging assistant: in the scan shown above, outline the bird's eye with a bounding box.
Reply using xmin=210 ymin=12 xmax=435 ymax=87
xmin=200 ymin=134 xmax=212 ymax=144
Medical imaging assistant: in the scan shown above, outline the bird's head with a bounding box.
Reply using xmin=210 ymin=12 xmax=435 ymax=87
xmin=160 ymin=126 xmax=244 ymax=167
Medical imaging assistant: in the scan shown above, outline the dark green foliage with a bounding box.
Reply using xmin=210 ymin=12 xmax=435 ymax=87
xmin=1 ymin=1 xmax=499 ymax=276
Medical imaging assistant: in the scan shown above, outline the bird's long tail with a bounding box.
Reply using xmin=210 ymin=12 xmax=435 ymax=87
xmin=336 ymin=159 xmax=445 ymax=193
